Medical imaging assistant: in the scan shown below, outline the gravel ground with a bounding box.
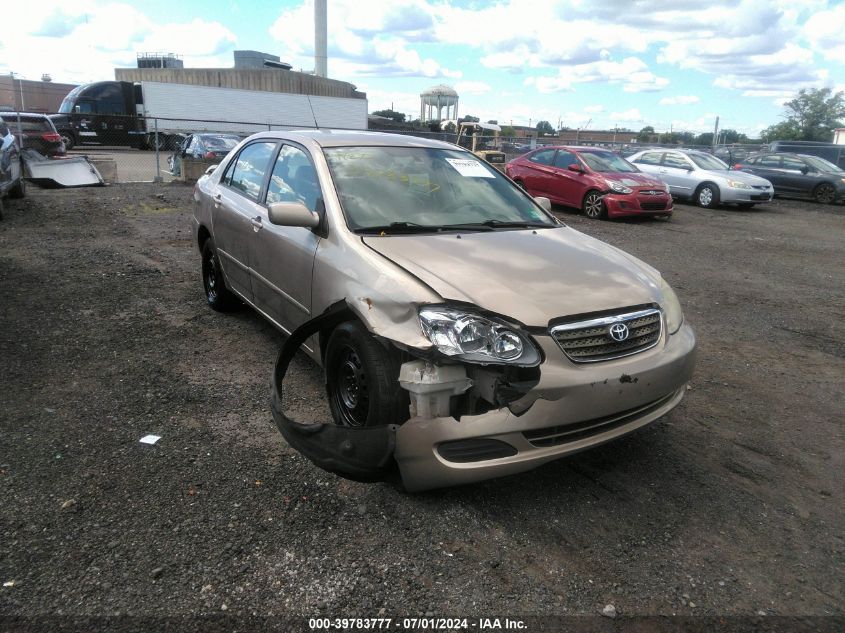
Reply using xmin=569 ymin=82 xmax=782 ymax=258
xmin=0 ymin=183 xmax=842 ymax=629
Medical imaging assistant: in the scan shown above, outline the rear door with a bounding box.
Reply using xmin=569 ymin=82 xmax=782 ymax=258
xmin=249 ymin=143 xmax=322 ymax=333
xmin=519 ymin=148 xmax=558 ymax=197
xmin=211 ymin=140 xmax=278 ymax=300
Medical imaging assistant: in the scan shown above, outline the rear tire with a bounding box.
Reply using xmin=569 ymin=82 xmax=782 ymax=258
xmin=582 ymin=190 xmax=606 ymax=219
xmin=59 ymin=131 xmax=75 ymax=151
xmin=695 ymin=183 xmax=719 ymax=209
xmin=201 ymin=238 xmax=240 ymax=312
xmin=813 ymin=183 xmax=836 ymax=204
xmin=324 ymin=321 xmax=408 ymax=429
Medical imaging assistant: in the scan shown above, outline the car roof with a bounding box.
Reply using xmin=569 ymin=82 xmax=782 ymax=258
xmin=248 ymin=129 xmax=458 ymax=150
xmin=746 ymin=152 xmax=823 ymax=161
xmin=0 ymin=112 xmax=50 ymax=119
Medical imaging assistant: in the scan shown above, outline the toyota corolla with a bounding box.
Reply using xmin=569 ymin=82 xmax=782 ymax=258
xmin=192 ymin=130 xmax=697 ymax=491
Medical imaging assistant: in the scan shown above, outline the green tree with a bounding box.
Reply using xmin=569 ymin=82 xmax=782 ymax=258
xmin=761 ymin=88 xmax=845 ymax=142
xmin=637 ymin=126 xmax=656 ymax=143
xmin=536 ymin=120 xmax=555 ymax=136
xmin=371 ymin=109 xmax=406 ymax=123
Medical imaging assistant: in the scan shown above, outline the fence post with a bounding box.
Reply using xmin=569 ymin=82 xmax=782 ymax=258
xmin=153 ymin=118 xmax=163 ymax=183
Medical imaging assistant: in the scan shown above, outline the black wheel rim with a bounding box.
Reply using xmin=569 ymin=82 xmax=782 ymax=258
xmin=203 ymin=250 xmax=218 ymax=303
xmin=816 ymin=184 xmax=835 ymax=204
xmin=330 ymin=345 xmax=369 ymax=427
xmin=584 ymin=194 xmax=602 ymax=217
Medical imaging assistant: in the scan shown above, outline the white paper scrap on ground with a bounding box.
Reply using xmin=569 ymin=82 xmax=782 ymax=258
xmin=139 ymin=435 xmax=162 ymax=445
xmin=444 ymin=158 xmax=495 ymax=178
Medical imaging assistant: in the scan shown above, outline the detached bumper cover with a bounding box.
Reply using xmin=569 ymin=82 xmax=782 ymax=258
xmin=395 ymin=324 xmax=696 ymax=491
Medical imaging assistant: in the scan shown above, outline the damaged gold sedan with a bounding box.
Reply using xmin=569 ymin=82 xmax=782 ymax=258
xmin=192 ymin=130 xmax=696 ymax=491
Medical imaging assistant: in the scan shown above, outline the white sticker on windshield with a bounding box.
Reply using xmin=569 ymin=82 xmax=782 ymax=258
xmin=444 ymin=158 xmax=495 ymax=178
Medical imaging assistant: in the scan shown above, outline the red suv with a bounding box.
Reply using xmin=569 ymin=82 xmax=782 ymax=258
xmin=505 ymin=146 xmax=672 ymax=219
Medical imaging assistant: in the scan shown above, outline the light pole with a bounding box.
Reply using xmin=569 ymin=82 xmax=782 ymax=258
xmin=9 ymin=72 xmax=25 ymax=111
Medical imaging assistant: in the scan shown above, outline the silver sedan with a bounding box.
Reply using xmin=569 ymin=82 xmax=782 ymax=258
xmin=627 ymin=148 xmax=774 ymax=209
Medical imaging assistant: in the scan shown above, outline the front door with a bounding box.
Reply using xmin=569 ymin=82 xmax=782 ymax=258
xmin=658 ymin=153 xmax=697 ymax=198
xmin=249 ymin=143 xmax=322 ymax=333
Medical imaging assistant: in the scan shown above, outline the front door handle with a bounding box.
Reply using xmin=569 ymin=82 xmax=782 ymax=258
xmin=251 ymin=216 xmax=263 ymax=232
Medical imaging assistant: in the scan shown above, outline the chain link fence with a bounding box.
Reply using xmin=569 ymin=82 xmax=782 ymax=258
xmin=24 ymin=112 xmax=771 ymax=184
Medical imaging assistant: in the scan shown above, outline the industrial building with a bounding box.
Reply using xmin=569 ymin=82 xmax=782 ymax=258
xmin=0 ymin=75 xmax=78 ymax=113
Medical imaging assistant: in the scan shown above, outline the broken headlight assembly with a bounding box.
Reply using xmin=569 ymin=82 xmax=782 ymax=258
xmin=659 ymin=277 xmax=684 ymax=334
xmin=418 ymin=307 xmax=541 ymax=366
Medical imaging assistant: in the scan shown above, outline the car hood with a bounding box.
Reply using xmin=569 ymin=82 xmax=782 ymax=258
xmin=362 ymin=227 xmax=662 ymax=327
xmin=601 ymin=172 xmax=666 ymax=188
xmin=700 ymin=168 xmax=770 ymax=186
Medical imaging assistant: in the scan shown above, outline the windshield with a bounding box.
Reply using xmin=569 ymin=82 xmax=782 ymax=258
xmin=323 ymin=146 xmax=556 ymax=232
xmin=689 ymin=153 xmax=730 ymax=171
xmin=579 ymin=150 xmax=638 ymax=173
xmin=201 ymin=135 xmax=240 ymax=150
xmin=802 ymin=155 xmax=842 ymax=173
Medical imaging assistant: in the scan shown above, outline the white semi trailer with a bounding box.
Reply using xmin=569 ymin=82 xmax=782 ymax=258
xmin=51 ymin=81 xmax=369 ymax=150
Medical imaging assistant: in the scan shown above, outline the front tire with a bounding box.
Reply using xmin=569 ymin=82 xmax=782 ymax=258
xmin=8 ymin=172 xmax=25 ymax=199
xmin=813 ymin=183 xmax=836 ymax=204
xmin=201 ymin=238 xmax=239 ymax=312
xmin=324 ymin=322 xmax=408 ymax=428
xmin=582 ymin=190 xmax=606 ymax=219
xmin=695 ymin=183 xmax=719 ymax=208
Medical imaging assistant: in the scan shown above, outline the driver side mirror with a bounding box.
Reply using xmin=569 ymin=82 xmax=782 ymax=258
xmin=567 ymin=163 xmax=583 ymax=173
xmin=268 ymin=201 xmax=320 ymax=228
xmin=534 ymin=196 xmax=552 ymax=212
xmin=800 ymin=166 xmax=810 ymax=174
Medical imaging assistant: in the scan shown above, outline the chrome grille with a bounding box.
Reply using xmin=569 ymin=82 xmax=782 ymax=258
xmin=550 ymin=307 xmax=662 ymax=363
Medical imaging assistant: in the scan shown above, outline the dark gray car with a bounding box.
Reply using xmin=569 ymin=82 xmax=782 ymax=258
xmin=733 ymin=153 xmax=845 ymax=204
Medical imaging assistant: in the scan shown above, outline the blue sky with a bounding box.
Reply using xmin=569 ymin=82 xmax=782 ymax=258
xmin=3 ymin=0 xmax=845 ymax=137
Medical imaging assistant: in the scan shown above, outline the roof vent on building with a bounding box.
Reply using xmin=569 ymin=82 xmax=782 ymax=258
xmin=41 ymin=74 xmax=52 ymax=82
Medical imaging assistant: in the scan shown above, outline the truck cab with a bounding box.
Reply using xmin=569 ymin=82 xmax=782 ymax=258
xmin=51 ymin=81 xmax=144 ymax=150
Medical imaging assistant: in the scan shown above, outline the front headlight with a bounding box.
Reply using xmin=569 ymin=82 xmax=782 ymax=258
xmin=659 ymin=277 xmax=684 ymax=334
xmin=419 ymin=307 xmax=541 ymax=366
xmin=608 ymin=180 xmax=633 ymax=194
xmin=727 ymin=179 xmax=752 ymax=190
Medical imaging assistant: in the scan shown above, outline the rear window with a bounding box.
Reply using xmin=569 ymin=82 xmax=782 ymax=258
xmin=0 ymin=116 xmax=51 ymax=132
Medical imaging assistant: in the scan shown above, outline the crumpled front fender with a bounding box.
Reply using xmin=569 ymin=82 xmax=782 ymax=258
xmin=269 ymin=302 xmax=398 ymax=481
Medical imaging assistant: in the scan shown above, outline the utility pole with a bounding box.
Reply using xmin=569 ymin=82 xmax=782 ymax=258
xmin=712 ymin=116 xmax=720 ymax=150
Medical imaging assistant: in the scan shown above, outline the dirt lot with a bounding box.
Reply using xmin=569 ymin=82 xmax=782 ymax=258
xmin=0 ymin=183 xmax=842 ymax=628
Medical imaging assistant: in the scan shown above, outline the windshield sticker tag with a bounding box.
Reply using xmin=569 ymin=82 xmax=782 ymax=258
xmin=444 ymin=158 xmax=495 ymax=178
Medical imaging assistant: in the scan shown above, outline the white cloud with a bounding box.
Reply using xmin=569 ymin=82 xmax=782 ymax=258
xmin=609 ymin=108 xmax=645 ymax=123
xmin=454 ymin=81 xmax=492 ymax=95
xmin=584 ymin=104 xmax=605 ymax=113
xmin=524 ymin=57 xmax=669 ymax=94
xmin=268 ymin=0 xmax=459 ymax=79
xmin=804 ymin=4 xmax=845 ymax=63
xmin=659 ymin=95 xmax=701 ymax=105
xmin=0 ymin=1 xmax=237 ymax=84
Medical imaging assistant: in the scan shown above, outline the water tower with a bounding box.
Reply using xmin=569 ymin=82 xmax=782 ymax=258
xmin=420 ymin=84 xmax=459 ymax=122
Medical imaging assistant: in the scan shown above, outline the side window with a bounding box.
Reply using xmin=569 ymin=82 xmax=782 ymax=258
xmin=553 ymin=150 xmax=578 ymax=169
xmin=266 ymin=144 xmax=322 ymax=212
xmin=224 ymin=141 xmax=276 ymax=201
xmin=528 ymin=149 xmax=556 ymax=165
xmin=663 ymin=153 xmax=691 ymax=169
xmin=781 ymin=157 xmax=804 ymax=171
xmin=634 ymin=152 xmax=662 ymax=165
xmin=760 ymin=155 xmax=781 ymax=168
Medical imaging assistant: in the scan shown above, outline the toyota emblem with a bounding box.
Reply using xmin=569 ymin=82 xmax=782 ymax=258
xmin=608 ymin=322 xmax=629 ymax=342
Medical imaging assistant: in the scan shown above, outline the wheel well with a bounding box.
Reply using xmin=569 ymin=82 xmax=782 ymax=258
xmin=317 ymin=305 xmax=360 ymax=364
xmin=583 ymin=189 xmax=602 ymax=204
xmin=695 ymin=181 xmax=718 ymax=194
xmin=197 ymin=225 xmax=211 ymax=252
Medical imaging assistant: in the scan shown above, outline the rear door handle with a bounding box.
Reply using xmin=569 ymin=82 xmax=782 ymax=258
xmin=251 ymin=216 xmax=263 ymax=232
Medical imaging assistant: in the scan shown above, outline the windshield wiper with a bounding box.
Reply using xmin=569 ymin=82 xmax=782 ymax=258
xmin=444 ymin=220 xmax=554 ymax=230
xmin=355 ymin=222 xmax=443 ymax=235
